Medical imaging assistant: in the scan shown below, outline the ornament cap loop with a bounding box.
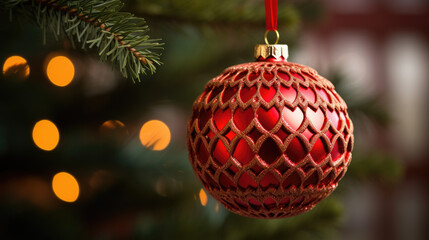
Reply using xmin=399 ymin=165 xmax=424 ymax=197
xmin=264 ymin=30 xmax=280 ymax=45
xmin=254 ymin=44 xmax=289 ymax=61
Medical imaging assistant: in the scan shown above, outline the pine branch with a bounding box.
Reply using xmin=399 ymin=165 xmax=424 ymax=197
xmin=0 ymin=0 xmax=163 ymax=82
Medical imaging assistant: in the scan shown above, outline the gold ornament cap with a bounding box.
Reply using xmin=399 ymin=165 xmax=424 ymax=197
xmin=254 ymin=44 xmax=289 ymax=61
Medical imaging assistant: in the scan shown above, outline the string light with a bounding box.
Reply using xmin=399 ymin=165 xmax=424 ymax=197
xmin=100 ymin=120 xmax=128 ymax=135
xmin=100 ymin=120 xmax=125 ymax=130
xmin=199 ymin=188 xmax=208 ymax=206
xmin=2 ymin=55 xmax=30 ymax=78
xmin=46 ymin=56 xmax=74 ymax=87
xmin=32 ymin=119 xmax=60 ymax=151
xmin=139 ymin=120 xmax=171 ymax=151
xmin=52 ymin=172 xmax=79 ymax=203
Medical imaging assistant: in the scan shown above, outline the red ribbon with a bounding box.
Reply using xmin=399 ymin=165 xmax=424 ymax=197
xmin=265 ymin=0 xmax=278 ymax=31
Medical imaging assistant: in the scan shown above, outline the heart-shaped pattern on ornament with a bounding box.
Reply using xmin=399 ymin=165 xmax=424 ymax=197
xmin=187 ymin=61 xmax=353 ymax=218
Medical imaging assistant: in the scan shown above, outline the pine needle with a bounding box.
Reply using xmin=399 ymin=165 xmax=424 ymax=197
xmin=0 ymin=0 xmax=163 ymax=82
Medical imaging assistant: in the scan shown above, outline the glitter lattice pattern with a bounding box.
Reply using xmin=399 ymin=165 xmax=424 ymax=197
xmin=187 ymin=61 xmax=354 ymax=218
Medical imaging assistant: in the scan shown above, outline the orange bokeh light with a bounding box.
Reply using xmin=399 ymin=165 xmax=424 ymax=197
xmin=32 ymin=119 xmax=60 ymax=151
xmin=46 ymin=56 xmax=74 ymax=87
xmin=100 ymin=120 xmax=128 ymax=142
xmin=100 ymin=120 xmax=127 ymax=134
xmin=101 ymin=120 xmax=125 ymax=130
xmin=52 ymin=172 xmax=79 ymax=203
xmin=199 ymin=188 xmax=208 ymax=206
xmin=2 ymin=55 xmax=30 ymax=78
xmin=139 ymin=120 xmax=171 ymax=151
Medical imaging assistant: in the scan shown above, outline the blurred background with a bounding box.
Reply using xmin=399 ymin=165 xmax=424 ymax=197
xmin=0 ymin=0 xmax=428 ymax=239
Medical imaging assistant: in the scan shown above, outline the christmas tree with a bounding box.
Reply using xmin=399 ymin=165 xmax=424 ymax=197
xmin=0 ymin=0 xmax=403 ymax=239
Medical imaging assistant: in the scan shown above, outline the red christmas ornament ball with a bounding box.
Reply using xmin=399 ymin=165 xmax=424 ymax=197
xmin=187 ymin=49 xmax=353 ymax=218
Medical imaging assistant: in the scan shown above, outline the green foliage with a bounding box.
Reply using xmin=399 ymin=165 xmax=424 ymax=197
xmin=130 ymin=0 xmax=299 ymax=28
xmin=349 ymin=151 xmax=403 ymax=183
xmin=294 ymin=0 xmax=325 ymax=23
xmin=215 ymin=196 xmax=343 ymax=240
xmin=0 ymin=0 xmax=163 ymax=82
